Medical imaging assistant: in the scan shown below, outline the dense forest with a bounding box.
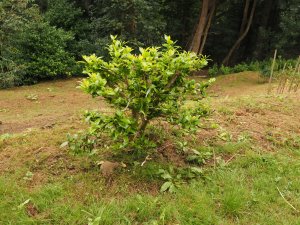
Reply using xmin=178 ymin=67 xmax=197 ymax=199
xmin=0 ymin=0 xmax=299 ymax=88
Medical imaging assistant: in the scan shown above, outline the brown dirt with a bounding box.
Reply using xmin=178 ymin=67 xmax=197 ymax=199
xmin=26 ymin=203 xmax=39 ymax=217
xmin=157 ymin=140 xmax=186 ymax=166
xmin=210 ymin=96 xmax=300 ymax=151
xmin=0 ymin=78 xmax=107 ymax=134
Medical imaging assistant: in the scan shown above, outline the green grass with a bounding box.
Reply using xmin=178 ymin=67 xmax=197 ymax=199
xmin=1 ymin=130 xmax=300 ymax=224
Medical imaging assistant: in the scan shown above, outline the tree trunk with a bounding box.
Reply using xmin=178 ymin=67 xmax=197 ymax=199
xmin=222 ymin=0 xmax=257 ymax=65
xmin=189 ymin=0 xmax=210 ymax=53
xmin=229 ymin=0 xmax=250 ymax=64
xmin=239 ymin=0 xmax=250 ymax=36
xmin=198 ymin=0 xmax=217 ymax=55
xmin=131 ymin=116 xmax=149 ymax=141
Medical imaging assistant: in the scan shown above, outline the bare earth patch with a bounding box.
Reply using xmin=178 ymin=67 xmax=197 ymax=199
xmin=0 ymin=78 xmax=108 ymax=134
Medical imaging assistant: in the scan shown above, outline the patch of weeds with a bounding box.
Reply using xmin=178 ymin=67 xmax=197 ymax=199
xmin=237 ymin=132 xmax=252 ymax=143
xmin=158 ymin=168 xmax=178 ymax=193
xmin=0 ymin=133 xmax=13 ymax=141
xmin=17 ymin=198 xmax=31 ymax=210
xmin=234 ymin=96 xmax=268 ymax=113
xmin=25 ymin=94 xmax=39 ymax=101
xmin=186 ymin=148 xmax=213 ymax=166
xmin=218 ymin=127 xmax=232 ymax=142
xmin=209 ymin=121 xmax=219 ymax=129
xmin=132 ymin=161 xmax=163 ymax=181
xmin=65 ymin=124 xmax=164 ymax=162
xmin=85 ymin=208 xmax=108 ymax=225
xmin=0 ymin=133 xmax=18 ymax=149
xmin=199 ymin=118 xmax=219 ymax=130
xmin=218 ymin=131 xmax=232 ymax=142
xmin=23 ymin=171 xmax=34 ymax=181
xmin=158 ymin=166 xmax=203 ymax=193
xmin=62 ymin=132 xmax=97 ymax=155
xmin=146 ymin=125 xmax=169 ymax=144
xmin=266 ymin=131 xmax=300 ymax=148
xmin=170 ymin=127 xmax=186 ymax=137
xmin=176 ymin=140 xmax=189 ymax=153
xmin=129 ymin=136 xmax=157 ymax=158
xmin=218 ymin=106 xmax=234 ymax=116
xmin=174 ymin=140 xmax=213 ymax=166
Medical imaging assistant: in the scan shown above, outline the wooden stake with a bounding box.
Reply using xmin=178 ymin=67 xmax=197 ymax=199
xmin=267 ymin=49 xmax=277 ymax=94
xmin=277 ymin=63 xmax=286 ymax=94
xmin=293 ymin=63 xmax=300 ymax=92
xmin=288 ymin=56 xmax=300 ymax=92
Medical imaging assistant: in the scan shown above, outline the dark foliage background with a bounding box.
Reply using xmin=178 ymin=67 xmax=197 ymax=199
xmin=0 ymin=0 xmax=299 ymax=88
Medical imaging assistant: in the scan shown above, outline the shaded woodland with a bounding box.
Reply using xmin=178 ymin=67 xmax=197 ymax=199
xmin=0 ymin=0 xmax=299 ymax=87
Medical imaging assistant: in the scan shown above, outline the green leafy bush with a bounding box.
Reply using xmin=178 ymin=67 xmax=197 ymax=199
xmin=0 ymin=61 xmax=24 ymax=89
xmin=44 ymin=0 xmax=93 ymax=59
xmin=0 ymin=0 xmax=39 ymax=88
xmin=208 ymin=58 xmax=297 ymax=78
xmin=16 ymin=21 xmax=76 ymax=84
xmin=81 ymin=35 xmax=212 ymax=149
xmin=232 ymin=63 xmax=249 ymax=73
xmin=260 ymin=57 xmax=298 ymax=80
xmin=219 ymin=65 xmax=231 ymax=75
xmin=0 ymin=0 xmax=76 ymax=88
xmin=45 ymin=0 xmax=83 ymax=30
xmin=208 ymin=64 xmax=219 ymax=76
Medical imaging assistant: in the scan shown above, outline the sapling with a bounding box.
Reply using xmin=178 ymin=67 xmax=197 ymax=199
xmin=80 ymin=35 xmax=213 ymax=149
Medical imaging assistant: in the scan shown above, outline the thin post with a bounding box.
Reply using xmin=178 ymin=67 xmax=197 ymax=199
xmin=267 ymin=49 xmax=277 ymax=94
xmin=288 ymin=56 xmax=300 ymax=92
xmin=293 ymin=63 xmax=300 ymax=92
xmin=277 ymin=63 xmax=286 ymax=94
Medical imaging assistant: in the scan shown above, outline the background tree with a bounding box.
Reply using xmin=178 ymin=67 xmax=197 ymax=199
xmin=32 ymin=0 xmax=300 ymax=64
xmin=0 ymin=0 xmax=40 ymax=87
xmin=222 ymin=0 xmax=257 ymax=65
xmin=1 ymin=0 xmax=299 ymax=88
xmin=189 ymin=0 xmax=217 ymax=55
xmin=0 ymin=0 xmax=75 ymax=88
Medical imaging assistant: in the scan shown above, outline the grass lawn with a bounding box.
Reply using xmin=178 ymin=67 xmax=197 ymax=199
xmin=0 ymin=73 xmax=300 ymax=224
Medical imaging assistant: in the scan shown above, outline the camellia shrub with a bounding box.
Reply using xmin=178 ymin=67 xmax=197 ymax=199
xmin=81 ymin=35 xmax=213 ymax=148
